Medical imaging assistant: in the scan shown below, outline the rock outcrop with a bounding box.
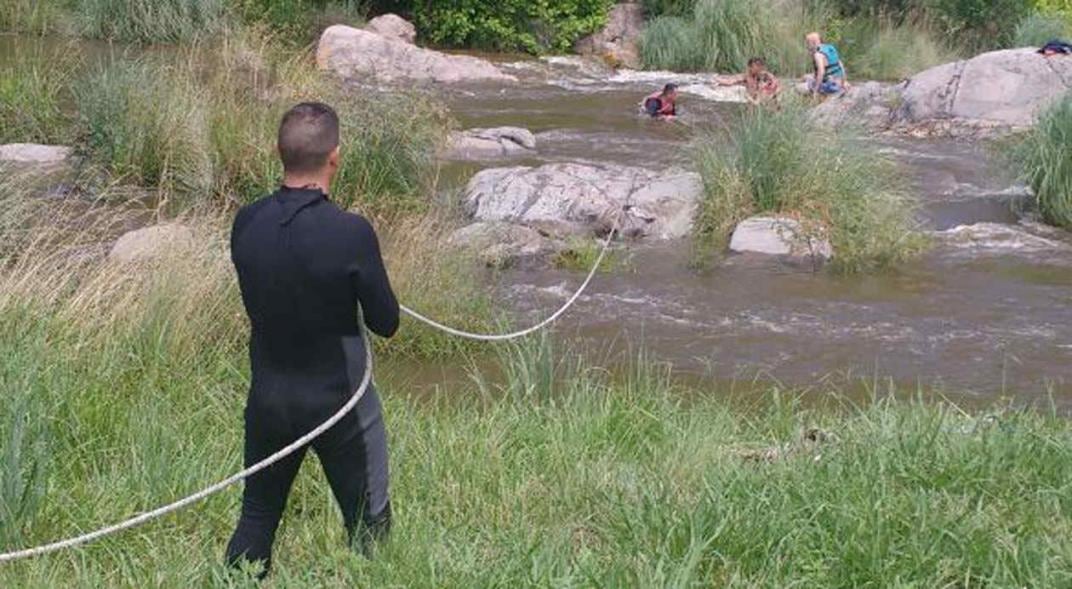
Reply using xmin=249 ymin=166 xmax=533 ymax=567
xmin=892 ymin=48 xmax=1072 ymax=135
xmin=0 ymin=143 xmax=72 ymax=165
xmin=317 ymin=25 xmax=515 ymax=84
xmin=364 ymin=13 xmax=416 ymax=44
xmin=811 ymin=81 xmax=897 ymax=130
xmin=574 ymin=3 xmax=645 ymax=69
xmin=443 ymin=127 xmax=537 ymax=160
xmin=109 ymin=224 xmax=196 ymax=264
xmin=729 ymin=216 xmax=834 ymax=260
xmin=449 ymin=221 xmax=561 ymax=267
xmin=463 ymin=163 xmax=703 ymax=241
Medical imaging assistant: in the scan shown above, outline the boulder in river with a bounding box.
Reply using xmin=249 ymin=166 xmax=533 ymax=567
xmin=574 ymin=3 xmax=645 ymax=69
xmin=464 ymin=163 xmax=703 ymax=241
xmin=364 ymin=14 xmax=416 ymax=44
xmin=317 ymin=25 xmax=516 ymax=84
xmin=443 ymin=127 xmax=537 ymax=160
xmin=729 ymin=216 xmax=834 ymax=260
xmin=811 ymin=81 xmax=897 ymax=130
xmin=892 ymin=48 xmax=1072 ymax=135
xmin=109 ymin=224 xmax=196 ymax=264
xmin=0 ymin=143 xmax=72 ymax=165
xmin=449 ymin=221 xmax=561 ymax=267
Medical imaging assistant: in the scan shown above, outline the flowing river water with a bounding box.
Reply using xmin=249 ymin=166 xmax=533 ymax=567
xmin=436 ymin=57 xmax=1072 ymax=404
xmin=4 ymin=39 xmax=1070 ymax=405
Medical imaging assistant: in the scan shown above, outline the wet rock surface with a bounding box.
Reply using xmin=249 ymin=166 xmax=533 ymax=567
xmin=317 ymin=25 xmax=515 ymax=84
xmin=449 ymin=221 xmax=562 ymax=267
xmin=729 ymin=216 xmax=834 ymax=260
xmin=443 ymin=127 xmax=537 ymax=160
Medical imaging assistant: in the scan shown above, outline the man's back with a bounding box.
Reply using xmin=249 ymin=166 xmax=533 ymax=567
xmin=230 ymin=186 xmax=399 ymax=427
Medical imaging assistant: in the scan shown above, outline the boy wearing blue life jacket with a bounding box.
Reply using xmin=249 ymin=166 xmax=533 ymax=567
xmin=804 ymin=32 xmax=847 ymax=96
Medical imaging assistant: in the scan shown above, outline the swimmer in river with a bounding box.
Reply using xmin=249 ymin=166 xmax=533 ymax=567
xmin=227 ymin=102 xmax=399 ymax=578
xmin=640 ymin=83 xmax=679 ymax=120
xmin=714 ymin=57 xmax=782 ymax=104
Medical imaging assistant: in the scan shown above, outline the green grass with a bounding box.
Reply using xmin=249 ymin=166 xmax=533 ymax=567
xmin=691 ymin=99 xmax=925 ymax=273
xmin=0 ymin=0 xmax=70 ymax=35
xmin=0 ymin=49 xmax=75 ymax=145
xmin=0 ymin=277 xmax=1070 ymax=585
xmin=845 ymin=20 xmax=960 ymax=81
xmin=1013 ymin=10 xmax=1072 ymax=47
xmin=1014 ymin=94 xmax=1072 ymax=228
xmin=73 ymin=0 xmax=229 ymax=44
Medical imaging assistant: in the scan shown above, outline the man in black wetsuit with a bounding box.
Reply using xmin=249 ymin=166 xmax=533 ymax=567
xmin=226 ymin=102 xmax=399 ymax=576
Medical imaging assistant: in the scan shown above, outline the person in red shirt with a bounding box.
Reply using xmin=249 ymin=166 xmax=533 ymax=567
xmin=641 ymin=83 xmax=679 ymax=120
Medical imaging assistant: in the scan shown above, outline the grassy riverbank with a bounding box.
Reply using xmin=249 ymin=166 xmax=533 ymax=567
xmin=1 ymin=270 xmax=1071 ymax=587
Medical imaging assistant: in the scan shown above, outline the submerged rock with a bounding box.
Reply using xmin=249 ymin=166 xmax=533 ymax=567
xmin=463 ymin=163 xmax=702 ymax=241
xmin=893 ymin=48 xmax=1072 ymax=135
xmin=811 ymin=81 xmax=897 ymax=130
xmin=443 ymin=127 xmax=537 ymax=160
xmin=729 ymin=216 xmax=834 ymax=260
xmin=317 ymin=25 xmax=515 ymax=84
xmin=449 ymin=221 xmax=561 ymax=267
xmin=936 ymin=222 xmax=1072 ymax=257
xmin=109 ymin=224 xmax=196 ymax=264
xmin=364 ymin=13 xmax=416 ymax=44
xmin=574 ymin=3 xmax=645 ymax=69
xmin=0 ymin=143 xmax=72 ymax=165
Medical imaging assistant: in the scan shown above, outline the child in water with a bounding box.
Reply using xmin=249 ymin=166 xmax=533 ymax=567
xmin=640 ymin=83 xmax=679 ymax=120
xmin=714 ymin=57 xmax=781 ymax=104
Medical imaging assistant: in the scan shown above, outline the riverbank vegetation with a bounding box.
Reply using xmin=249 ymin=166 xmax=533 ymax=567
xmin=0 ymin=237 xmax=1070 ymax=585
xmin=691 ymin=100 xmax=924 ymax=273
xmin=1014 ymin=94 xmax=1072 ymax=229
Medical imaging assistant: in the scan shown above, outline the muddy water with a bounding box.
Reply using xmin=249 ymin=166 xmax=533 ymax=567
xmin=439 ymin=57 xmax=1072 ymax=402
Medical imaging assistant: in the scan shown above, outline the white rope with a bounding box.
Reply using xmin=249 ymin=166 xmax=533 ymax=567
xmin=401 ymin=224 xmax=616 ymax=341
xmin=0 ymin=336 xmax=373 ymax=563
xmin=0 ymin=224 xmax=617 ymax=563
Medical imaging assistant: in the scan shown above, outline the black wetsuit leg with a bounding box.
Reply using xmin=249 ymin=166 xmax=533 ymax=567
xmin=225 ymin=384 xmax=390 ymax=575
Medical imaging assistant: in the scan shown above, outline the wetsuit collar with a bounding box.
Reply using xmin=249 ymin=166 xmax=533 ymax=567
xmin=276 ymin=185 xmax=327 ymax=225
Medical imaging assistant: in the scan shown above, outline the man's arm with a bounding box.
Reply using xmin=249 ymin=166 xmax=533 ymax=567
xmin=813 ymin=52 xmax=825 ymax=94
xmin=347 ymin=216 xmax=400 ymax=338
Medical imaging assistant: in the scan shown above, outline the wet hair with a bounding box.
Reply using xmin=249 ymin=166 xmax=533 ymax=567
xmin=662 ymin=83 xmax=678 ymax=95
xmin=748 ymin=57 xmax=766 ymax=67
xmin=278 ymin=102 xmax=340 ymax=174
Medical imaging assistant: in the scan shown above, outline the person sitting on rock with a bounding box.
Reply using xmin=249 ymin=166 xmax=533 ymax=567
xmin=1039 ymin=39 xmax=1072 ymax=56
xmin=801 ymin=32 xmax=847 ymax=97
xmin=714 ymin=57 xmax=782 ymax=104
xmin=641 ymin=83 xmax=679 ymax=120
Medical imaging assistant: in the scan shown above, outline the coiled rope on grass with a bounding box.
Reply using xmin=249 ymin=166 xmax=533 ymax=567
xmin=0 ymin=224 xmax=618 ymax=563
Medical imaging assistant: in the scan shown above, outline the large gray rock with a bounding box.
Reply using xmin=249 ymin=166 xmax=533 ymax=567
xmin=443 ymin=127 xmax=537 ymax=160
xmin=449 ymin=221 xmax=561 ymax=267
xmin=464 ymin=163 xmax=702 ymax=241
xmin=574 ymin=3 xmax=645 ymax=69
xmin=317 ymin=25 xmax=515 ymax=84
xmin=364 ymin=14 xmax=416 ymax=44
xmin=729 ymin=216 xmax=833 ymax=260
xmin=109 ymin=224 xmax=196 ymax=264
xmin=894 ymin=48 xmax=1072 ymax=133
xmin=0 ymin=143 xmax=72 ymax=164
xmin=811 ymin=81 xmax=897 ymax=130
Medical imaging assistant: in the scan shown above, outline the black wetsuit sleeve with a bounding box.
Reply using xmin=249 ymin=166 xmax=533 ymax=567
xmin=347 ymin=216 xmax=400 ymax=338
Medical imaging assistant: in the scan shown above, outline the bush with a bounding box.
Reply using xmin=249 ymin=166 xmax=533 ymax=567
xmin=233 ymin=0 xmax=364 ymax=44
xmin=0 ymin=49 xmax=74 ymax=144
xmin=692 ymin=99 xmax=924 ymax=273
xmin=1014 ymin=94 xmax=1072 ymax=228
xmin=1013 ymin=10 xmax=1071 ymax=47
xmin=641 ymin=0 xmax=697 ymax=17
xmin=850 ymin=21 xmax=958 ymax=80
xmin=73 ymin=0 xmax=229 ymax=44
xmin=407 ymin=0 xmax=615 ymax=54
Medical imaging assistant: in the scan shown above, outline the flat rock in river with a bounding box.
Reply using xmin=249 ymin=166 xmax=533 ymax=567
xmin=893 ymin=48 xmax=1072 ymax=134
xmin=317 ymin=25 xmax=515 ymax=84
xmin=449 ymin=221 xmax=561 ymax=267
xmin=729 ymin=216 xmax=834 ymax=260
xmin=443 ymin=127 xmax=537 ymax=160
xmin=463 ymin=163 xmax=702 ymax=241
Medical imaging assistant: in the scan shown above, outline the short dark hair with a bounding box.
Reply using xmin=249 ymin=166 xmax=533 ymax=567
xmin=748 ymin=57 xmax=766 ymax=67
xmin=278 ymin=102 xmax=340 ymax=174
xmin=662 ymin=83 xmax=678 ymax=95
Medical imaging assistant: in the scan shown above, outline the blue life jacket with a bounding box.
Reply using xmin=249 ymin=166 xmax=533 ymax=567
xmin=817 ymin=43 xmax=844 ymax=81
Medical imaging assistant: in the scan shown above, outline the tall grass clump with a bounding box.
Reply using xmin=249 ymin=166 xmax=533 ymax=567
xmin=0 ymin=50 xmax=74 ymax=144
xmin=692 ymin=99 xmax=923 ymax=272
xmin=1013 ymin=94 xmax=1072 ymax=228
xmin=1013 ymin=10 xmax=1071 ymax=47
xmin=74 ymin=0 xmax=229 ymax=44
xmin=233 ymin=0 xmax=365 ymax=44
xmin=0 ymin=0 xmax=70 ymax=35
xmin=845 ymin=21 xmax=959 ymax=81
xmin=641 ymin=0 xmax=807 ymax=73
